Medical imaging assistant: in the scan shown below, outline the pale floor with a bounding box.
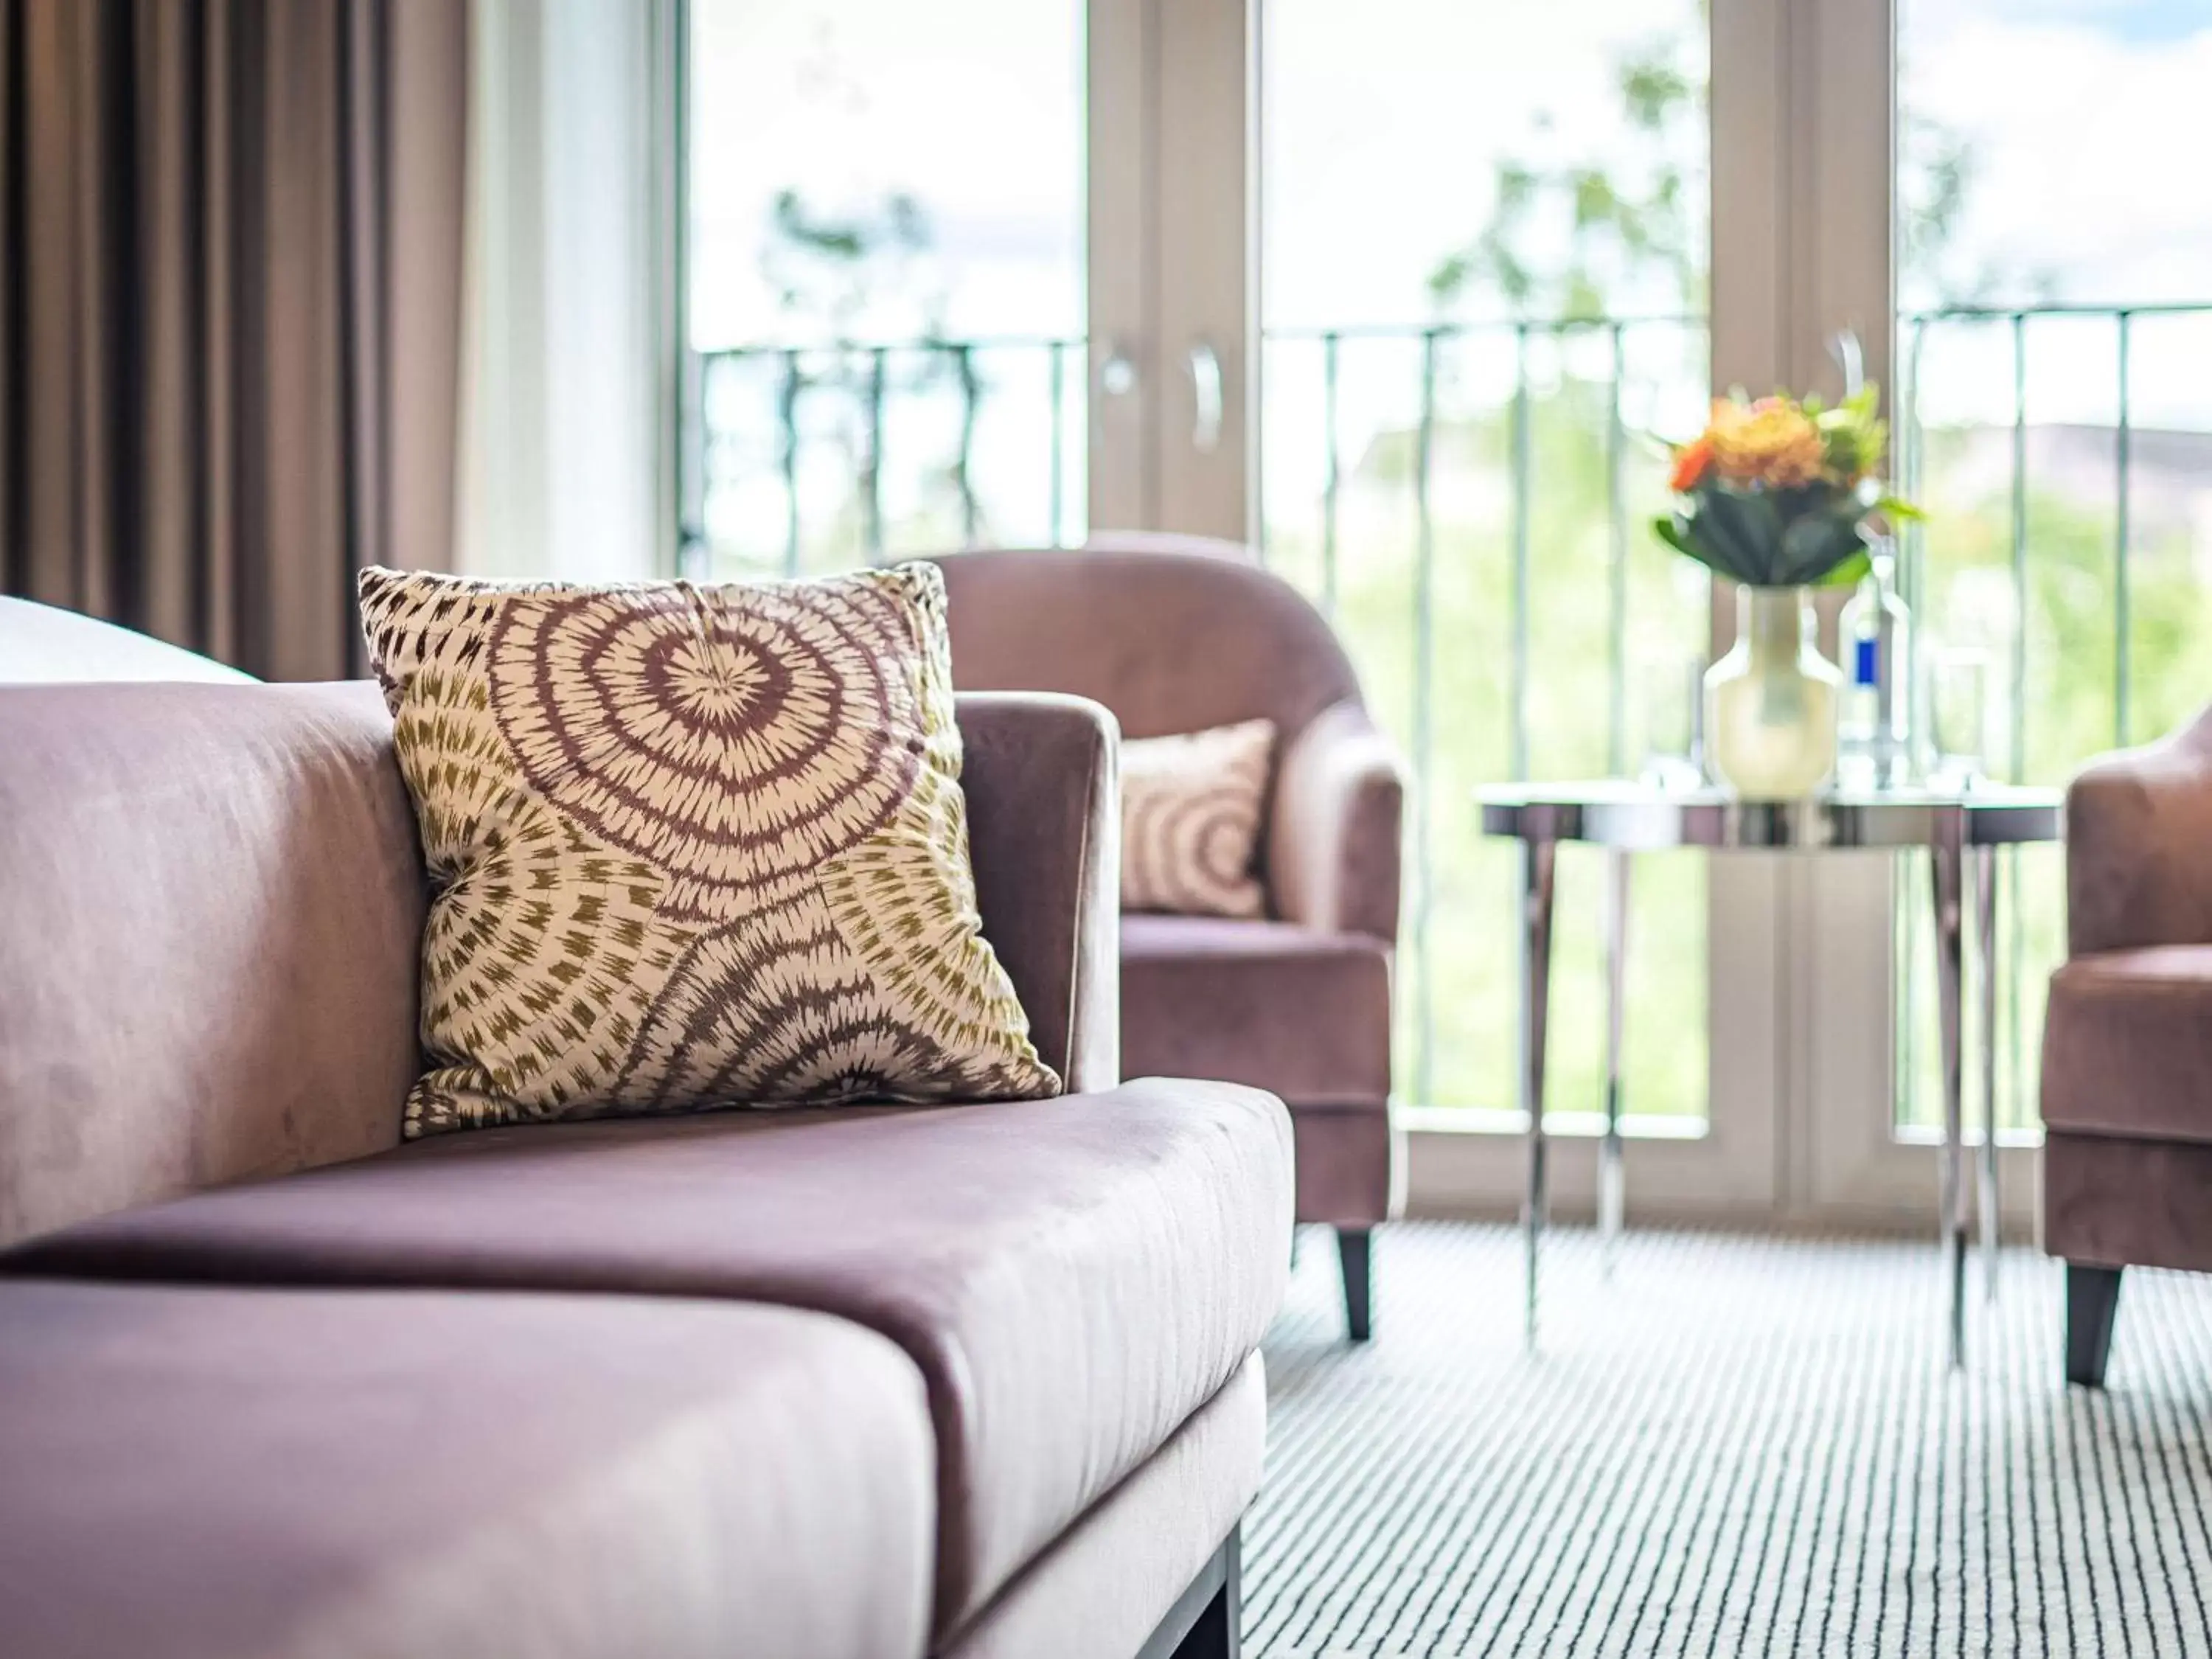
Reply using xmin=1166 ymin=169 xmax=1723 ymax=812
xmin=1249 ymin=1222 xmax=2212 ymax=1658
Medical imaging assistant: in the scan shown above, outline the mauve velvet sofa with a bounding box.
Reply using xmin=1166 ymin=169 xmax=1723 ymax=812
xmin=935 ymin=540 xmax=1405 ymax=1340
xmin=0 ymin=638 xmax=1292 ymax=1658
xmin=2043 ymin=702 xmax=2212 ymax=1388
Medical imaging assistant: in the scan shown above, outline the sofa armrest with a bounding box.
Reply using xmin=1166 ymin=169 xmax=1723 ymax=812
xmin=958 ymin=692 xmax=1121 ymax=1093
xmin=2068 ymin=703 xmax=2212 ymax=956
xmin=1267 ymin=700 xmax=1405 ymax=943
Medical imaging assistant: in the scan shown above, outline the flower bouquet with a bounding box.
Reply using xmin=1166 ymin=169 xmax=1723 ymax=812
xmin=1654 ymin=386 xmax=1919 ymax=798
xmin=1655 ymin=385 xmax=1916 ymax=589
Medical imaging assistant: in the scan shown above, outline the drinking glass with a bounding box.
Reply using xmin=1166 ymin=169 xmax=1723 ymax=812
xmin=1929 ymin=646 xmax=1992 ymax=789
xmin=1638 ymin=655 xmax=1705 ymax=790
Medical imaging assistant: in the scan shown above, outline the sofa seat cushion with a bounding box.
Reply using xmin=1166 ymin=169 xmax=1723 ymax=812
xmin=942 ymin=1354 xmax=1267 ymax=1659
xmin=1121 ymin=914 xmax=1391 ymax=1108
xmin=0 ymin=1280 xmax=933 ymax=1659
xmin=2043 ymin=947 xmax=2212 ymax=1144
xmin=6 ymin=1079 xmax=1293 ymax=1641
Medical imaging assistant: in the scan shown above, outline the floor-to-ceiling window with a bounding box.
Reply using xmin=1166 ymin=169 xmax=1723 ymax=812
xmin=686 ymin=0 xmax=1087 ymax=576
xmin=1256 ymin=0 xmax=1711 ymax=1137
xmin=1889 ymin=0 xmax=2212 ymax=1146
xmin=679 ymin=0 xmax=2212 ymax=1227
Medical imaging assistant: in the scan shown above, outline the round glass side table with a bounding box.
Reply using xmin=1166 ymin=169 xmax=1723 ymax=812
xmin=1477 ymin=782 xmax=2064 ymax=1368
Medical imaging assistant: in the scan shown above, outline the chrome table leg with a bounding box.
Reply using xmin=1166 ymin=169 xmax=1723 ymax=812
xmin=1976 ymin=843 xmax=2001 ymax=1303
xmin=1600 ymin=848 xmax=1630 ymax=1275
xmin=1521 ymin=837 xmax=1558 ymax=1350
xmin=1930 ymin=821 xmax=1968 ymax=1369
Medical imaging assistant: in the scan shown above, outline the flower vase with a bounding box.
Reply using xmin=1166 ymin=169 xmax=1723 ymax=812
xmin=1704 ymin=586 xmax=1841 ymax=798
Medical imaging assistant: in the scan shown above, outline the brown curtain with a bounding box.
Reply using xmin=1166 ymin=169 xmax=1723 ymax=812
xmin=0 ymin=0 xmax=466 ymax=680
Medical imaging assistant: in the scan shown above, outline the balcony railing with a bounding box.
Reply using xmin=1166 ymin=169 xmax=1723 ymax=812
xmin=689 ymin=303 xmax=2212 ymax=1130
xmin=1259 ymin=317 xmax=1713 ymax=1123
xmin=1892 ymin=302 xmax=2212 ymax=1135
xmin=692 ymin=336 xmax=1087 ymax=574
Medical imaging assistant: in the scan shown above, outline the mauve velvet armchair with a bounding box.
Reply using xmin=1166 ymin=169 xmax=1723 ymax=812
xmin=2043 ymin=701 xmax=2212 ymax=1387
xmin=934 ymin=538 xmax=1407 ymax=1340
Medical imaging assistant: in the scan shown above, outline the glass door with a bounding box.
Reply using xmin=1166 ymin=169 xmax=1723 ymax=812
xmin=684 ymin=0 xmax=1092 ymax=575
xmin=1813 ymin=0 xmax=2212 ymax=1220
xmin=1253 ymin=0 xmax=1778 ymax=1214
xmin=684 ymin=0 xmax=2212 ymax=1231
xmin=681 ymin=0 xmax=1253 ymax=573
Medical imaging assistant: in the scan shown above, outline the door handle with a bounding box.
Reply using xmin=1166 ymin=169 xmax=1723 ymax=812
xmin=1099 ymin=345 xmax=1138 ymax=398
xmin=1188 ymin=341 xmax=1222 ymax=453
xmin=1829 ymin=327 xmax=1864 ymax=397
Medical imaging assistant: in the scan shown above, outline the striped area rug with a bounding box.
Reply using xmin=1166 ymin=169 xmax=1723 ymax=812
xmin=1249 ymin=1222 xmax=2212 ymax=1657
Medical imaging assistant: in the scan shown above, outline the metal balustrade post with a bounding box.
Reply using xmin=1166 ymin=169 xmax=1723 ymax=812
xmin=2115 ymin=310 xmax=2134 ymax=749
xmin=1048 ymin=342 xmax=1065 ymax=549
xmin=1607 ymin=321 xmax=1628 ymax=779
xmin=2010 ymin=314 xmax=2029 ymax=785
xmin=1509 ymin=324 xmax=1531 ymax=786
xmin=954 ymin=344 xmax=981 ymax=548
xmin=1322 ymin=332 xmax=1341 ymax=620
xmin=865 ymin=349 xmax=887 ymax=565
xmin=779 ymin=349 xmax=803 ymax=577
xmin=1413 ymin=329 xmax=1438 ymax=1110
xmin=1903 ymin=319 xmax=1929 ymax=709
xmin=2006 ymin=315 xmax=2031 ymax=1145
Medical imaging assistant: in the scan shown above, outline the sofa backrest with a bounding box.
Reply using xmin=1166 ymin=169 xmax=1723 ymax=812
xmin=0 ymin=682 xmax=424 ymax=1244
xmin=933 ymin=538 xmax=1366 ymax=746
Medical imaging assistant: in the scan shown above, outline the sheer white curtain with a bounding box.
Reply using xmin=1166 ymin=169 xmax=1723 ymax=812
xmin=456 ymin=0 xmax=678 ymax=581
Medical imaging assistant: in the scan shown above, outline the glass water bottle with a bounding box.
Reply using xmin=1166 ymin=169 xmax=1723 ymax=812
xmin=1837 ymin=543 xmax=1913 ymax=790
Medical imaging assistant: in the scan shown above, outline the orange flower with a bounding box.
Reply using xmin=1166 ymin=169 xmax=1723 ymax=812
xmin=1669 ymin=436 xmax=1714 ymax=493
xmin=1707 ymin=395 xmax=1825 ymax=490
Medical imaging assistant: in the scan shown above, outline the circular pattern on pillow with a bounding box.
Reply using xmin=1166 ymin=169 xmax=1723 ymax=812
xmin=485 ymin=581 xmax=922 ymax=911
xmin=1121 ymin=718 xmax=1276 ymax=918
xmin=358 ymin=561 xmax=1057 ymax=1138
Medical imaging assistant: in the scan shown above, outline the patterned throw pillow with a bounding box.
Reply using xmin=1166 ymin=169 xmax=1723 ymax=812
xmin=358 ymin=562 xmax=1059 ymax=1138
xmin=1120 ymin=718 xmax=1276 ymax=918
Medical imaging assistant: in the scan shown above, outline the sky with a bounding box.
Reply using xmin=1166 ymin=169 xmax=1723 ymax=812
xmin=686 ymin=0 xmax=2212 ymax=542
xmin=1903 ymin=0 xmax=2212 ymax=311
xmin=690 ymin=0 xmax=2212 ymax=331
xmin=688 ymin=0 xmax=1085 ymax=347
xmin=1901 ymin=0 xmax=2212 ymax=428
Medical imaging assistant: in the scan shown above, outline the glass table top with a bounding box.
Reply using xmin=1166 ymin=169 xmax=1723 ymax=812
xmin=1475 ymin=780 xmax=2064 ymax=850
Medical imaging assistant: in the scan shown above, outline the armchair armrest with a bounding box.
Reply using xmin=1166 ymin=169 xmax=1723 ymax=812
xmin=2067 ymin=703 xmax=2212 ymax=956
xmin=957 ymin=692 xmax=1121 ymax=1093
xmin=1267 ymin=700 xmax=1405 ymax=943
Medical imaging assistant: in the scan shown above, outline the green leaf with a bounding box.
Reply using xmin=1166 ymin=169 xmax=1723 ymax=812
xmin=1695 ymin=488 xmax=1786 ymax=584
xmin=1816 ymin=549 xmax=1874 ymax=588
xmin=1427 ymin=256 xmax=1470 ymax=302
xmin=1775 ymin=507 xmax=1874 ymax=586
xmin=1652 ymin=515 xmax=1698 ymax=556
xmin=1653 ymin=514 xmax=1753 ymax=585
xmin=1572 ymin=170 xmax=1618 ymax=229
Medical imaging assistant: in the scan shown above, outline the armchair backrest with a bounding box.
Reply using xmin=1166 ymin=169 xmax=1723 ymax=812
xmin=933 ymin=538 xmax=1366 ymax=745
xmin=2065 ymin=704 xmax=2212 ymax=956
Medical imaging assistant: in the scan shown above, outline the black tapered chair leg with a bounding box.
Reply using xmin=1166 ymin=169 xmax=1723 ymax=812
xmin=2066 ymin=1262 xmax=2124 ymax=1388
xmin=1338 ymin=1226 xmax=1373 ymax=1343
